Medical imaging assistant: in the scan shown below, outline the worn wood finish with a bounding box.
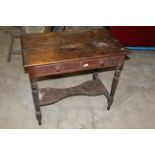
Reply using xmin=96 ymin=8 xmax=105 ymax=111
xmin=39 ymin=78 xmax=110 ymax=106
xmin=22 ymin=28 xmax=126 ymax=125
xmin=22 ymin=29 xmax=125 ymax=67
xmin=33 ymin=56 xmax=124 ymax=77
xmin=7 ymin=26 xmax=54 ymax=62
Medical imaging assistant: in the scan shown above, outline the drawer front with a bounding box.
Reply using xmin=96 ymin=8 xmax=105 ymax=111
xmin=34 ymin=56 xmax=124 ymax=77
xmin=80 ymin=56 xmax=124 ymax=70
xmin=81 ymin=58 xmax=105 ymax=70
xmin=34 ymin=61 xmax=81 ymax=77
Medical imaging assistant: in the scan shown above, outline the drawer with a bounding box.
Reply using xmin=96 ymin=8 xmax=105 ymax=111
xmin=34 ymin=56 xmax=124 ymax=77
xmin=34 ymin=61 xmax=81 ymax=77
xmin=80 ymin=56 xmax=124 ymax=70
xmin=61 ymin=62 xmax=80 ymax=71
xmin=34 ymin=65 xmax=58 ymax=77
xmin=81 ymin=58 xmax=105 ymax=70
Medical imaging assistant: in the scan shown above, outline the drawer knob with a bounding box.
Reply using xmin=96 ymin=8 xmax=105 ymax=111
xmin=56 ymin=66 xmax=61 ymax=72
xmin=83 ymin=63 xmax=89 ymax=67
xmin=100 ymin=61 xmax=104 ymax=66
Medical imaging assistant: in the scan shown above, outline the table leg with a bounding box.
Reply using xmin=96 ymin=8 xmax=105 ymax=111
xmin=107 ymin=67 xmax=121 ymax=110
xmin=30 ymin=79 xmax=42 ymax=125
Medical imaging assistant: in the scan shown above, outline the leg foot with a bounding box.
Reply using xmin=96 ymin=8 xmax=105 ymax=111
xmin=36 ymin=112 xmax=42 ymax=125
xmin=107 ymin=106 xmax=110 ymax=110
xmin=38 ymin=120 xmax=42 ymax=125
xmin=93 ymin=72 xmax=98 ymax=80
xmin=107 ymin=97 xmax=113 ymax=110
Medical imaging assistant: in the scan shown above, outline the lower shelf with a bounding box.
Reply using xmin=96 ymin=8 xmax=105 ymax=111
xmin=39 ymin=79 xmax=110 ymax=106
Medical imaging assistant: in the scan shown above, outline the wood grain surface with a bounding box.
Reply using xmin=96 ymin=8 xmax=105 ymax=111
xmin=22 ymin=29 xmax=126 ymax=67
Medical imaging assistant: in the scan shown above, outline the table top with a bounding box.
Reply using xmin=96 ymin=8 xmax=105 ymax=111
xmin=22 ymin=29 xmax=126 ymax=67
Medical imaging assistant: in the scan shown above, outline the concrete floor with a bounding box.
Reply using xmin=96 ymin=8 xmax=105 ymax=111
xmin=0 ymin=28 xmax=155 ymax=128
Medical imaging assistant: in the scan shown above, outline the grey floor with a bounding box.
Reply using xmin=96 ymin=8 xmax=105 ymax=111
xmin=0 ymin=28 xmax=155 ymax=128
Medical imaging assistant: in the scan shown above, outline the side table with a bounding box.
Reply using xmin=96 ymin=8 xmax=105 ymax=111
xmin=21 ymin=29 xmax=126 ymax=125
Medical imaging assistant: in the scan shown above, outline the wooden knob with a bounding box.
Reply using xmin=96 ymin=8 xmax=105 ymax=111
xmin=83 ymin=63 xmax=89 ymax=68
xmin=100 ymin=61 xmax=104 ymax=66
xmin=55 ymin=66 xmax=61 ymax=72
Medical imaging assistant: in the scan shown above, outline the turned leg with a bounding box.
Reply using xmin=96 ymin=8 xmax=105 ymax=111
xmin=107 ymin=67 xmax=121 ymax=110
xmin=8 ymin=36 xmax=14 ymax=62
xmin=30 ymin=79 xmax=42 ymax=125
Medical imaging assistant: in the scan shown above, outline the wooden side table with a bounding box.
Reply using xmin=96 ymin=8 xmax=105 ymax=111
xmin=21 ymin=29 xmax=126 ymax=125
